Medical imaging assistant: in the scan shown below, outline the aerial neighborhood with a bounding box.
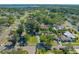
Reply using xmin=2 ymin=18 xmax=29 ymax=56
xmin=0 ymin=5 xmax=79 ymax=54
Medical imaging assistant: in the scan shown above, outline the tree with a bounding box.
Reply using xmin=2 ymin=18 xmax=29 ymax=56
xmin=25 ymin=19 xmax=40 ymax=35
xmin=16 ymin=24 xmax=24 ymax=36
xmin=8 ymin=16 xmax=15 ymax=25
xmin=40 ymin=34 xmax=48 ymax=42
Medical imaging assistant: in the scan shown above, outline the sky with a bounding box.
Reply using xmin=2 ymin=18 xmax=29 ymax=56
xmin=0 ymin=0 xmax=79 ymax=4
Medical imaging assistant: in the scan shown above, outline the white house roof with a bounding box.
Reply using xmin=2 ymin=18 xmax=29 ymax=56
xmin=64 ymin=31 xmax=75 ymax=38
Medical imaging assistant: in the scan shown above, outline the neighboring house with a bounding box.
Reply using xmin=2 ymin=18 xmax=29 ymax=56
xmin=40 ymin=23 xmax=48 ymax=30
xmin=56 ymin=25 xmax=64 ymax=30
xmin=64 ymin=31 xmax=75 ymax=38
xmin=53 ymin=24 xmax=64 ymax=30
xmin=57 ymin=35 xmax=74 ymax=42
xmin=63 ymin=21 xmax=73 ymax=29
xmin=62 ymin=37 xmax=74 ymax=42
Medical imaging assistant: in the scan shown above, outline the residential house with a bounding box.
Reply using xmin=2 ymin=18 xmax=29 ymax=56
xmin=53 ymin=24 xmax=64 ymax=30
xmin=40 ymin=23 xmax=49 ymax=30
xmin=64 ymin=31 xmax=75 ymax=38
xmin=63 ymin=21 xmax=73 ymax=29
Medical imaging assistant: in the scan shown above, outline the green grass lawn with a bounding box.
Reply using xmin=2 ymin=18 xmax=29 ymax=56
xmin=27 ymin=36 xmax=38 ymax=45
xmin=62 ymin=42 xmax=79 ymax=46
